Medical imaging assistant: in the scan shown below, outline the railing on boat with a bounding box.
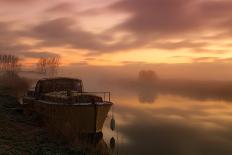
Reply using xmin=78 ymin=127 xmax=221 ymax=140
xmin=72 ymin=91 xmax=111 ymax=102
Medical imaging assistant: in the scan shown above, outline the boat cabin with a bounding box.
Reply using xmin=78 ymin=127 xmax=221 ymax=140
xmin=35 ymin=77 xmax=83 ymax=97
xmin=25 ymin=77 xmax=110 ymax=104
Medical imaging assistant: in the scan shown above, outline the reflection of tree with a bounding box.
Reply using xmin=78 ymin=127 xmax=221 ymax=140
xmin=137 ymin=70 xmax=158 ymax=103
xmin=138 ymin=89 xmax=158 ymax=103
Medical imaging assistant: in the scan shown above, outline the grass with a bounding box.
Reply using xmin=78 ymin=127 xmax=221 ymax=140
xmin=0 ymin=95 xmax=83 ymax=155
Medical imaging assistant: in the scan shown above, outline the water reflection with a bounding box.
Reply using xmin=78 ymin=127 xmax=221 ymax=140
xmin=100 ymin=75 xmax=232 ymax=154
xmin=107 ymin=91 xmax=232 ymax=155
xmin=67 ymin=79 xmax=232 ymax=155
xmin=137 ymin=87 xmax=158 ymax=103
xmin=73 ymin=133 xmax=111 ymax=155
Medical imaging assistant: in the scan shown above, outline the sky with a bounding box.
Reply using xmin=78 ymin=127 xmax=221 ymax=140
xmin=1 ymin=0 xmax=232 ymax=80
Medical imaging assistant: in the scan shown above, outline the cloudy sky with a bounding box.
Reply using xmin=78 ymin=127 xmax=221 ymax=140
xmin=1 ymin=0 xmax=232 ymax=79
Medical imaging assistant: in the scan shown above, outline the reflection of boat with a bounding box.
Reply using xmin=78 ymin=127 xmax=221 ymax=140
xmin=74 ymin=133 xmax=110 ymax=155
xmin=22 ymin=77 xmax=113 ymax=135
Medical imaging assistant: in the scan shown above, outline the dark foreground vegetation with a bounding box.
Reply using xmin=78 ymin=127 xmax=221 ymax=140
xmin=0 ymin=95 xmax=82 ymax=155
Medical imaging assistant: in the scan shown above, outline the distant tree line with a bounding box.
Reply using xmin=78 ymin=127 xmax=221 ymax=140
xmin=0 ymin=54 xmax=61 ymax=77
xmin=0 ymin=54 xmax=61 ymax=96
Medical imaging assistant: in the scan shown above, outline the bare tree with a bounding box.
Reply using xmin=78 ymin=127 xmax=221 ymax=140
xmin=36 ymin=56 xmax=61 ymax=77
xmin=36 ymin=58 xmax=48 ymax=75
xmin=0 ymin=54 xmax=21 ymax=75
xmin=47 ymin=56 xmax=60 ymax=77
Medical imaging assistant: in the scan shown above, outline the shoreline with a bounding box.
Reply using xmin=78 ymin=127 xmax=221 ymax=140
xmin=0 ymin=95 xmax=82 ymax=155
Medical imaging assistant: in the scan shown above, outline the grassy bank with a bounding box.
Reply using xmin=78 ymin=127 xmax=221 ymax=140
xmin=0 ymin=96 xmax=82 ymax=155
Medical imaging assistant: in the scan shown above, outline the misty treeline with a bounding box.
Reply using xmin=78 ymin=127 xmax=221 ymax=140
xmin=0 ymin=54 xmax=61 ymax=97
xmin=111 ymin=70 xmax=232 ymax=103
xmin=137 ymin=70 xmax=232 ymax=103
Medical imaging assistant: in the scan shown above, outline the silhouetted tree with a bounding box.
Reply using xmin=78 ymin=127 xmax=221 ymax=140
xmin=0 ymin=54 xmax=21 ymax=76
xmin=36 ymin=57 xmax=47 ymax=74
xmin=138 ymin=70 xmax=158 ymax=86
xmin=36 ymin=56 xmax=61 ymax=77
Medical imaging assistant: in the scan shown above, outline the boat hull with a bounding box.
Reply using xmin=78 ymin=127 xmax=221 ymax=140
xmin=23 ymin=97 xmax=112 ymax=136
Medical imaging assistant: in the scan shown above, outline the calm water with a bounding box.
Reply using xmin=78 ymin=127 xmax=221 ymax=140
xmin=102 ymin=89 xmax=232 ymax=155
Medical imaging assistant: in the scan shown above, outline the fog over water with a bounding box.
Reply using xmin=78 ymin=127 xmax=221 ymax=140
xmin=56 ymin=66 xmax=232 ymax=155
xmin=106 ymin=83 xmax=232 ymax=155
xmin=23 ymin=64 xmax=232 ymax=155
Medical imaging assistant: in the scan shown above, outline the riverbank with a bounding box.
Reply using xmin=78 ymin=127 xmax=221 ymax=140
xmin=0 ymin=95 xmax=82 ymax=155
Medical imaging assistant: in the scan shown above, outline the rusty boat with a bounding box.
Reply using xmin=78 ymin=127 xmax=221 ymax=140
xmin=23 ymin=77 xmax=113 ymax=138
